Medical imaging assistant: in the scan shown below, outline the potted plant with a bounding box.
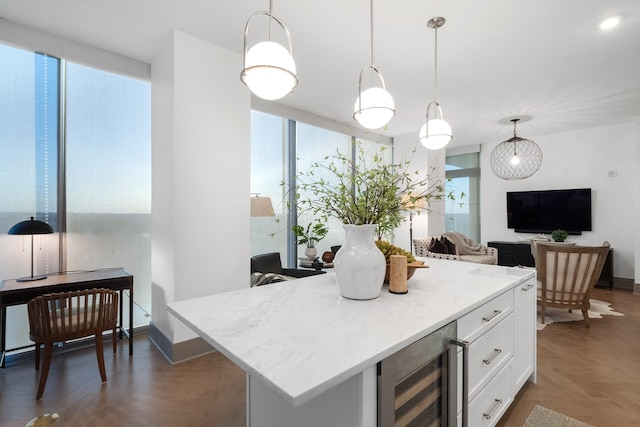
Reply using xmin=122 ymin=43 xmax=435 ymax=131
xmin=291 ymin=221 xmax=328 ymax=259
xmin=551 ymin=229 xmax=568 ymax=242
xmin=294 ymin=139 xmax=452 ymax=299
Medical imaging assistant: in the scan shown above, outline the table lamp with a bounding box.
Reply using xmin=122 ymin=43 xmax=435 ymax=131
xmin=8 ymin=216 xmax=54 ymax=282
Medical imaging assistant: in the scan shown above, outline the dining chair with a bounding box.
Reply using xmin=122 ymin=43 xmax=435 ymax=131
xmin=27 ymin=288 xmax=119 ymax=399
xmin=536 ymin=241 xmax=610 ymax=328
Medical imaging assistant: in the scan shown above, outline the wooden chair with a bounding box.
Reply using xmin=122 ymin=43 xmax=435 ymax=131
xmin=27 ymin=288 xmax=119 ymax=399
xmin=536 ymin=241 xmax=610 ymax=328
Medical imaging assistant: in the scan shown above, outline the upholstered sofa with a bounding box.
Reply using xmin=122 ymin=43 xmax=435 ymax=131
xmin=413 ymin=235 xmax=498 ymax=265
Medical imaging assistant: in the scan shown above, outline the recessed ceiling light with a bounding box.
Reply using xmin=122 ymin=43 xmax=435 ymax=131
xmin=599 ymin=16 xmax=620 ymax=30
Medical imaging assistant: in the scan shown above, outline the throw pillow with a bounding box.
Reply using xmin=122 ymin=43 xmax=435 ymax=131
xmin=441 ymin=236 xmax=457 ymax=255
xmin=428 ymin=237 xmax=448 ymax=254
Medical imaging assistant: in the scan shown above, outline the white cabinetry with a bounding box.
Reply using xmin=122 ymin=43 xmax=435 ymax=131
xmin=512 ymin=280 xmax=536 ymax=392
xmin=457 ymin=276 xmax=536 ymax=427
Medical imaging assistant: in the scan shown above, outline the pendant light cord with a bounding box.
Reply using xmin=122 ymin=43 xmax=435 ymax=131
xmin=268 ymin=0 xmax=273 ymax=40
xmin=433 ymin=21 xmax=438 ymax=102
xmin=369 ymin=0 xmax=375 ymax=87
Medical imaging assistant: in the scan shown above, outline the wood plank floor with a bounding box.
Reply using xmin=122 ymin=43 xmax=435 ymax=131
xmin=1 ymin=287 xmax=638 ymax=427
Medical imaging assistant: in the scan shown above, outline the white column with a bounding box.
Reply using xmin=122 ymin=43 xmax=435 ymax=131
xmin=150 ymin=31 xmax=251 ymax=356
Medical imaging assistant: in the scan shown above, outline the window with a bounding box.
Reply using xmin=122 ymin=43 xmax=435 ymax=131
xmin=250 ymin=110 xmax=392 ymax=267
xmin=0 ymin=42 xmax=151 ymax=352
xmin=445 ymin=152 xmax=480 ymax=242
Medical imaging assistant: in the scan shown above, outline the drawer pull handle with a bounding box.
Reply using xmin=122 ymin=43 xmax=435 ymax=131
xmin=483 ymin=399 xmax=503 ymax=420
xmin=521 ymin=284 xmax=534 ymax=292
xmin=483 ymin=348 xmax=502 ymax=365
xmin=482 ymin=310 xmax=501 ymax=322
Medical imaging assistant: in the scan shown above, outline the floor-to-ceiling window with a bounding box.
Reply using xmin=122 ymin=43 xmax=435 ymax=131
xmin=250 ymin=109 xmax=392 ymax=267
xmin=445 ymin=152 xmax=481 ymax=242
xmin=0 ymin=42 xmax=151 ymax=353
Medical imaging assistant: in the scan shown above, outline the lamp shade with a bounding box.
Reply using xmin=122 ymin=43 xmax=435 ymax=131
xmin=353 ymin=87 xmax=395 ymax=130
xmin=242 ymin=41 xmax=298 ymax=100
xmin=490 ymin=136 xmax=542 ymax=180
xmin=8 ymin=217 xmax=53 ymax=235
xmin=419 ymin=118 xmax=452 ymax=150
xmin=250 ymin=196 xmax=275 ymax=217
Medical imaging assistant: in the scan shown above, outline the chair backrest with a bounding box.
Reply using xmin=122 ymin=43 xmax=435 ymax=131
xmin=250 ymin=252 xmax=284 ymax=275
xmin=27 ymin=288 xmax=119 ymax=343
xmin=536 ymin=241 xmax=610 ymax=304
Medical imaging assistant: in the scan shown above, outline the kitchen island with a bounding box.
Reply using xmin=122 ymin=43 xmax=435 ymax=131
xmin=168 ymin=257 xmax=536 ymax=426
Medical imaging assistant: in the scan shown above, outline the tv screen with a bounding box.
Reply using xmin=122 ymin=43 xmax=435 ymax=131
xmin=506 ymin=188 xmax=592 ymax=234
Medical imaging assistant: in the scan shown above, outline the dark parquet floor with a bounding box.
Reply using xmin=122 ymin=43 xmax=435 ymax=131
xmin=1 ymin=287 xmax=638 ymax=427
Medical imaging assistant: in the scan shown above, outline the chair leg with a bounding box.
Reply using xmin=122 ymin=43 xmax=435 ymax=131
xmin=582 ymin=309 xmax=590 ymax=328
xmin=112 ymin=326 xmax=117 ymax=354
xmin=36 ymin=343 xmax=54 ymax=400
xmin=540 ymin=303 xmax=545 ymax=325
xmin=95 ymin=333 xmax=107 ymax=382
xmin=34 ymin=342 xmax=40 ymax=371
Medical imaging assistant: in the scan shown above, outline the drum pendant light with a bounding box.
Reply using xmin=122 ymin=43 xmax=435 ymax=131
xmin=353 ymin=0 xmax=395 ymax=130
xmin=241 ymin=0 xmax=298 ymax=100
xmin=419 ymin=17 xmax=452 ymax=150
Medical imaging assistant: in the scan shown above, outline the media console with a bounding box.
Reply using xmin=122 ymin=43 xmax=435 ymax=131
xmin=487 ymin=241 xmax=613 ymax=290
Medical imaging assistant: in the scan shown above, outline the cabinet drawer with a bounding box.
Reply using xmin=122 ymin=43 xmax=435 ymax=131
xmin=468 ymin=315 xmax=513 ymax=400
xmin=468 ymin=363 xmax=512 ymax=427
xmin=458 ymin=291 xmax=513 ymax=341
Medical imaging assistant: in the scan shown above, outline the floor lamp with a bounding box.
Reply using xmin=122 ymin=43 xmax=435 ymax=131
xmin=402 ymin=195 xmax=425 ymax=255
xmin=8 ymin=216 xmax=54 ymax=282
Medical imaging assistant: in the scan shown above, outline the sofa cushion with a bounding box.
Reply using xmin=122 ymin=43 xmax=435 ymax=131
xmin=428 ymin=237 xmax=448 ymax=254
xmin=441 ymin=236 xmax=457 ymax=255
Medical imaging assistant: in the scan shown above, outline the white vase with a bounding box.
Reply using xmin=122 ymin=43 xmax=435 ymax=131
xmin=305 ymin=246 xmax=318 ymax=260
xmin=333 ymin=224 xmax=386 ymax=300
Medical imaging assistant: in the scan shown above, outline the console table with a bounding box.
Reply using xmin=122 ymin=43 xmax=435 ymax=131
xmin=487 ymin=241 xmax=614 ymax=289
xmin=0 ymin=268 xmax=134 ymax=367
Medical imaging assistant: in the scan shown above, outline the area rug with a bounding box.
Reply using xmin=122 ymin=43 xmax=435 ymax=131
xmin=537 ymin=299 xmax=624 ymax=330
xmin=523 ymin=405 xmax=594 ymax=427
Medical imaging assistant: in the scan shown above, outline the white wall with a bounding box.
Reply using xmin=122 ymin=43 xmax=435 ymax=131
xmin=481 ymin=122 xmax=636 ymax=281
xmin=151 ymin=31 xmax=250 ymax=346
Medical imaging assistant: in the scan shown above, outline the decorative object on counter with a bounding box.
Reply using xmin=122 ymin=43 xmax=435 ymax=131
xmin=293 ymin=139 xmax=451 ymax=300
xmin=322 ymin=251 xmax=334 ymax=263
xmin=384 ymin=260 xmax=427 ymax=285
xmin=490 ymin=117 xmax=542 ymax=180
xmin=376 ymin=240 xmax=427 ymax=284
xmin=7 ymin=216 xmax=54 ymax=282
xmin=334 ymin=224 xmax=386 ymax=300
xmin=291 ymin=221 xmax=328 ymax=260
xmin=550 ymin=229 xmax=568 ymax=242
xmin=388 ymin=255 xmax=408 ymax=294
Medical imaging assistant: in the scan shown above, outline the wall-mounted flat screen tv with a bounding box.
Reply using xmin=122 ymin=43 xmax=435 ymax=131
xmin=506 ymin=188 xmax=592 ymax=234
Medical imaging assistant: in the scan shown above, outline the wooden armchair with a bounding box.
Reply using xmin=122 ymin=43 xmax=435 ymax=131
xmin=536 ymin=241 xmax=610 ymax=328
xmin=27 ymin=288 xmax=119 ymax=399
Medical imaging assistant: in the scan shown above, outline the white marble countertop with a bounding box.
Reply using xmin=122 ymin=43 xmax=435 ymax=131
xmin=167 ymin=258 xmax=534 ymax=407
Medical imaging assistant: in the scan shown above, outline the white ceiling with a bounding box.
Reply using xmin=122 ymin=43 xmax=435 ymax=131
xmin=1 ymin=0 xmax=639 ymax=147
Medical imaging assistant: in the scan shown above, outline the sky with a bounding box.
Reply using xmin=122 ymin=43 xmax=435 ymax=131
xmin=0 ymin=43 xmax=151 ymax=215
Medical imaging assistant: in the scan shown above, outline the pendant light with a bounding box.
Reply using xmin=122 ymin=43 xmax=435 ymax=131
xmin=240 ymin=0 xmax=298 ymax=100
xmin=490 ymin=118 xmax=543 ymax=180
xmin=353 ymin=0 xmax=395 ymax=130
xmin=419 ymin=17 xmax=452 ymax=150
